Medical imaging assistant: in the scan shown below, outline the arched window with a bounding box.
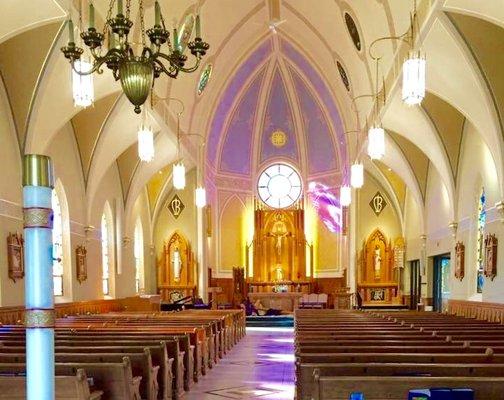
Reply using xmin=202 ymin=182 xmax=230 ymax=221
xmin=134 ymin=219 xmax=145 ymax=293
xmin=476 ymin=187 xmax=486 ymax=294
xmin=101 ymin=213 xmax=111 ymax=296
xmin=52 ymin=190 xmax=64 ymax=296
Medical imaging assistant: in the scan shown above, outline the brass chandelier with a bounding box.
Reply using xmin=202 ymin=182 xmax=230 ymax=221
xmin=61 ymin=0 xmax=210 ymax=113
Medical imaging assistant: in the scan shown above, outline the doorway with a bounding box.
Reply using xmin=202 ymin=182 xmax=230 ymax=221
xmin=433 ymin=254 xmax=451 ymax=312
xmin=409 ymin=259 xmax=421 ymax=310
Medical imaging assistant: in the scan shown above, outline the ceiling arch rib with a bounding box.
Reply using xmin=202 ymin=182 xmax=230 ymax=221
xmin=442 ymin=0 xmax=504 ymax=29
xmin=421 ymin=13 xmax=504 ymax=198
xmin=206 ymin=39 xmax=272 ymax=168
xmin=382 ymin=91 xmax=456 ymax=220
xmin=0 ymin=0 xmax=65 ymax=44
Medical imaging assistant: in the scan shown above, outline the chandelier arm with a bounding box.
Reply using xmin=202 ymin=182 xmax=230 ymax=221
xmin=368 ymin=34 xmax=410 ymax=61
xmin=153 ymin=59 xmax=179 ymax=79
xmin=175 ymin=58 xmax=202 ymax=74
xmin=70 ymin=58 xmax=108 ymax=76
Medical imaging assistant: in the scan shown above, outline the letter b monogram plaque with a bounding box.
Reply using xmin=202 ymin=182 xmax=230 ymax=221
xmin=168 ymin=194 xmax=185 ymax=219
xmin=370 ymin=191 xmax=387 ymax=217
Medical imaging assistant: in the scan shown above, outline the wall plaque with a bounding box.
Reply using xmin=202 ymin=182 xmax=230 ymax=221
xmin=455 ymin=241 xmax=465 ymax=281
xmin=76 ymin=245 xmax=88 ymax=284
xmin=7 ymin=233 xmax=24 ymax=282
xmin=168 ymin=194 xmax=185 ymax=219
xmin=484 ymin=234 xmax=497 ymax=281
xmin=369 ymin=191 xmax=387 ymax=216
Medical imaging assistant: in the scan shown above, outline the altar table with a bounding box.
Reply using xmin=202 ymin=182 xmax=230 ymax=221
xmin=248 ymin=292 xmax=304 ymax=312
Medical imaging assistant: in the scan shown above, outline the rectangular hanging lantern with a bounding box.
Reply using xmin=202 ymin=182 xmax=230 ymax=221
xmin=195 ymin=186 xmax=207 ymax=208
xmin=402 ymin=50 xmax=426 ymax=106
xmin=367 ymin=126 xmax=385 ymax=160
xmin=72 ymin=59 xmax=94 ymax=108
xmin=173 ymin=162 xmax=186 ymax=190
xmin=340 ymin=185 xmax=351 ymax=207
xmin=351 ymin=163 xmax=364 ymax=189
xmin=138 ymin=127 xmax=154 ymax=162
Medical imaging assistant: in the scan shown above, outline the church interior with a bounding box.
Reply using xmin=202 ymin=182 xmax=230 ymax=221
xmin=0 ymin=0 xmax=504 ymax=399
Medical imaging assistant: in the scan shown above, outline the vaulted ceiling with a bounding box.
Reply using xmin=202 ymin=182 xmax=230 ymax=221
xmin=0 ymin=0 xmax=503 ymax=225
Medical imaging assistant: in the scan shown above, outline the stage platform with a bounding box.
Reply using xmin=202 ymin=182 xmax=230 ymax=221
xmin=246 ymin=315 xmax=294 ymax=328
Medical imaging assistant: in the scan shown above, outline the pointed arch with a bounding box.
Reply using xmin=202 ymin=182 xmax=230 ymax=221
xmin=52 ymin=179 xmax=73 ymax=302
xmin=101 ymin=201 xmax=116 ymax=298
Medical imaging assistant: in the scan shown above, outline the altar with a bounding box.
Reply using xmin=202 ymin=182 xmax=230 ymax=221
xmin=248 ymin=292 xmax=304 ymax=312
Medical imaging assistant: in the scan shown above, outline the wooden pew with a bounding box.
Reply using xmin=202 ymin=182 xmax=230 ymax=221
xmin=0 ymin=358 xmax=140 ymax=400
xmin=0 ymin=350 xmax=158 ymax=400
xmin=295 ymin=309 xmax=504 ymax=400
xmin=312 ymin=375 xmax=504 ymax=400
xmin=0 ymin=370 xmax=103 ymax=400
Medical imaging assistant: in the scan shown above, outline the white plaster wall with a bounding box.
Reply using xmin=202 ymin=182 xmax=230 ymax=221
xmin=0 ymin=79 xmax=23 ymax=306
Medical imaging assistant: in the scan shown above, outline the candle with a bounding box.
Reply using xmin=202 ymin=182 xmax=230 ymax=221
xmin=195 ymin=14 xmax=201 ymax=38
xmin=117 ymin=0 xmax=123 ymax=15
xmin=68 ymin=19 xmax=75 ymax=43
xmin=173 ymin=28 xmax=179 ymax=50
xmin=108 ymin=30 xmax=115 ymax=49
xmin=89 ymin=3 xmax=95 ymax=29
xmin=155 ymin=1 xmax=161 ymax=26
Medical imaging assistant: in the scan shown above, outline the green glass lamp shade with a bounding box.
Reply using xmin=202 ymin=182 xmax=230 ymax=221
xmin=119 ymin=59 xmax=154 ymax=113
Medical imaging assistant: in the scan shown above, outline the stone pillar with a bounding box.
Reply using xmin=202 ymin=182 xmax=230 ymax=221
xmin=23 ymin=154 xmax=55 ymax=400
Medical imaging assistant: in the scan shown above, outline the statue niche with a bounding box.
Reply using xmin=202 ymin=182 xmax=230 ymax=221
xmin=357 ymin=229 xmax=403 ymax=306
xmin=157 ymin=231 xmax=196 ymax=301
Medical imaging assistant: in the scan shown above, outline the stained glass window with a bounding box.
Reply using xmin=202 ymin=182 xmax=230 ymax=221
xmin=101 ymin=213 xmax=110 ymax=296
xmin=197 ymin=63 xmax=213 ymax=96
xmin=51 ymin=190 xmax=64 ymax=296
xmin=134 ymin=220 xmax=144 ymax=293
xmin=476 ymin=187 xmax=486 ymax=293
xmin=257 ymin=163 xmax=302 ymax=209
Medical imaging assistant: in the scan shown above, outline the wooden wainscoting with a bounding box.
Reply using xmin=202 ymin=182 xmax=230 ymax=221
xmin=0 ymin=296 xmax=161 ymax=325
xmin=447 ymin=299 xmax=504 ymax=324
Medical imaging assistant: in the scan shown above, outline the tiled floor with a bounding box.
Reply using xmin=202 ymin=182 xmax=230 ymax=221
xmin=185 ymin=327 xmax=295 ymax=400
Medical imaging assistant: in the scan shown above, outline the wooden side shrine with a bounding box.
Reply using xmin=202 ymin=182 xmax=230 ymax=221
xmin=357 ymin=229 xmax=405 ymax=307
xmin=157 ymin=231 xmax=197 ymax=301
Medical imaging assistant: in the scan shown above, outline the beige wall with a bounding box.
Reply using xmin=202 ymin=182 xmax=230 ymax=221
xmin=357 ymin=173 xmax=402 ymax=248
xmin=153 ymin=169 xmax=198 ymax=285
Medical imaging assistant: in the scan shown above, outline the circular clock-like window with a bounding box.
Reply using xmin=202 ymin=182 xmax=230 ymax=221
xmin=257 ymin=163 xmax=302 ymax=209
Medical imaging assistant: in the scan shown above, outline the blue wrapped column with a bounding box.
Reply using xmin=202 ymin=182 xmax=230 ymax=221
xmin=23 ymin=154 xmax=55 ymax=400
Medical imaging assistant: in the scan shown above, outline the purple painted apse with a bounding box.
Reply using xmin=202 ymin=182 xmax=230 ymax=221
xmin=290 ymin=68 xmax=338 ymax=174
xmin=219 ymin=68 xmax=266 ymax=175
xmin=260 ymin=68 xmax=299 ymax=164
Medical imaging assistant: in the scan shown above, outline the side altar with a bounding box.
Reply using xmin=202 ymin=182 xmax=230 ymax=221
xmin=357 ymin=229 xmax=405 ymax=307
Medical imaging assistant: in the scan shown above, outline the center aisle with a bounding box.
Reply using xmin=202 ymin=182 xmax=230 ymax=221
xmin=185 ymin=327 xmax=295 ymax=400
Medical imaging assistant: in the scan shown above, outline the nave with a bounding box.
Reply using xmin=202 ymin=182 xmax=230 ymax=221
xmin=184 ymin=327 xmax=294 ymax=400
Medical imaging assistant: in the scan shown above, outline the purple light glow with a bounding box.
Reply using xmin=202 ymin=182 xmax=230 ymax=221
xmin=307 ymin=182 xmax=343 ymax=233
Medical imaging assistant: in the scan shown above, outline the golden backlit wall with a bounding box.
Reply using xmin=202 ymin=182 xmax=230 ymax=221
xmin=218 ymin=194 xmax=246 ymax=274
xmin=317 ymin=220 xmax=340 ymax=276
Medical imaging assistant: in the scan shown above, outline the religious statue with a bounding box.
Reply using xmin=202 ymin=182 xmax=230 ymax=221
xmin=269 ymin=220 xmax=291 ymax=263
xmin=275 ymin=266 xmax=284 ymax=282
xmin=374 ymin=245 xmax=381 ymax=279
xmin=172 ymin=248 xmax=182 ymax=282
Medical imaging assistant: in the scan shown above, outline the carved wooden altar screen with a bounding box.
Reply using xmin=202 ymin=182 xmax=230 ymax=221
xmin=251 ymin=208 xmax=306 ymax=284
xmin=357 ymin=229 xmax=403 ymax=305
xmin=157 ymin=231 xmax=197 ymax=301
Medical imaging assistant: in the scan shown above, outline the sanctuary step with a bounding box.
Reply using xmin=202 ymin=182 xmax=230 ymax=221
xmin=246 ymin=315 xmax=294 ymax=328
xmin=361 ymin=303 xmax=409 ymax=310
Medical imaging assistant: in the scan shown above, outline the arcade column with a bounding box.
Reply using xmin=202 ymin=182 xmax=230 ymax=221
xmin=23 ymin=154 xmax=55 ymax=400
